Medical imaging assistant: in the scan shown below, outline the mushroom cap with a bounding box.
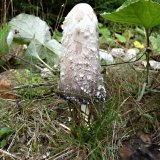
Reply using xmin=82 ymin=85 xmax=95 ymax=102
xmin=59 ymin=3 xmax=106 ymax=103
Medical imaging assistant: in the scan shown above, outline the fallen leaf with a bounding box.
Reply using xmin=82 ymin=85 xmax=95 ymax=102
xmin=118 ymin=146 xmax=134 ymax=160
xmin=138 ymin=131 xmax=151 ymax=147
xmin=0 ymin=77 xmax=11 ymax=91
xmin=0 ymin=93 xmax=17 ymax=100
xmin=118 ymin=131 xmax=160 ymax=160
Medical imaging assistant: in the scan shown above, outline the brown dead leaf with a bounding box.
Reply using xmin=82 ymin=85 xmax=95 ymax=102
xmin=0 ymin=74 xmax=17 ymax=100
xmin=0 ymin=93 xmax=17 ymax=100
xmin=118 ymin=147 xmax=134 ymax=160
xmin=118 ymin=131 xmax=160 ymax=160
xmin=138 ymin=131 xmax=151 ymax=147
xmin=0 ymin=77 xmax=11 ymax=91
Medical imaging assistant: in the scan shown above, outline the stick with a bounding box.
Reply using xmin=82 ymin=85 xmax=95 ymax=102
xmin=0 ymin=149 xmax=21 ymax=160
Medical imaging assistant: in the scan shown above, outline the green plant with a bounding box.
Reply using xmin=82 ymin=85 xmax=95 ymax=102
xmin=0 ymin=127 xmax=13 ymax=148
xmin=69 ymin=97 xmax=119 ymax=159
xmin=8 ymin=13 xmax=62 ymax=72
xmin=102 ymin=0 xmax=160 ymax=100
xmin=0 ymin=24 xmax=13 ymax=67
xmin=0 ymin=25 xmax=11 ymax=55
xmin=150 ymin=34 xmax=160 ymax=53
xmin=99 ymin=23 xmax=116 ymax=47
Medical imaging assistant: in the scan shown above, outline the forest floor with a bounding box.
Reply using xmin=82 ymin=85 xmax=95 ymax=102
xmin=0 ymin=51 xmax=160 ymax=160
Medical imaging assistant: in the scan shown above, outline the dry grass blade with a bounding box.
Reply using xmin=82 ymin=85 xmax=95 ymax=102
xmin=0 ymin=149 xmax=22 ymax=160
xmin=48 ymin=147 xmax=77 ymax=160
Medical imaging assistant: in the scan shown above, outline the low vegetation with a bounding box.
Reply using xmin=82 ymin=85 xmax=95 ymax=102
xmin=0 ymin=0 xmax=160 ymax=159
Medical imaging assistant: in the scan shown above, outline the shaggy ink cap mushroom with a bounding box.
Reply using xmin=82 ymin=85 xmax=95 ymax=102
xmin=59 ymin=3 xmax=106 ymax=104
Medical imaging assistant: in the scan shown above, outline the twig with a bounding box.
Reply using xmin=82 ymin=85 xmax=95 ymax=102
xmin=48 ymin=147 xmax=75 ymax=160
xmin=101 ymin=50 xmax=146 ymax=67
xmin=7 ymin=125 xmax=25 ymax=152
xmin=3 ymin=53 xmax=43 ymax=71
xmin=8 ymin=54 xmax=43 ymax=71
xmin=0 ymin=149 xmax=21 ymax=160
xmin=7 ymin=133 xmax=17 ymax=152
xmin=53 ymin=0 xmax=67 ymax=35
xmin=12 ymin=82 xmax=55 ymax=90
xmin=3 ymin=0 xmax=7 ymax=24
xmin=55 ymin=120 xmax=71 ymax=133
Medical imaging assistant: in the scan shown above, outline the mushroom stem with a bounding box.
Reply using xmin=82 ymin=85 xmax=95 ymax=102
xmin=81 ymin=104 xmax=90 ymax=125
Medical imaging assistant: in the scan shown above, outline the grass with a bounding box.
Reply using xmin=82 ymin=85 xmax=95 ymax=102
xmin=0 ymin=62 xmax=159 ymax=160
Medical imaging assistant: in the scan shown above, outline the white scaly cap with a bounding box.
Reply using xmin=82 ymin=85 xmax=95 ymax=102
xmin=59 ymin=3 xmax=106 ymax=103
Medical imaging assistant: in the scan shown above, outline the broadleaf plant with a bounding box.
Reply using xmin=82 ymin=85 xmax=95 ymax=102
xmin=0 ymin=127 xmax=13 ymax=148
xmin=101 ymin=0 xmax=160 ymax=101
xmin=0 ymin=25 xmax=11 ymax=54
xmin=9 ymin=13 xmax=51 ymax=44
xmin=102 ymin=0 xmax=160 ymax=29
xmin=9 ymin=13 xmax=60 ymax=71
